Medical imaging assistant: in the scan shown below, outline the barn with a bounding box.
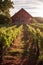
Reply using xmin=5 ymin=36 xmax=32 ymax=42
xmin=11 ymin=8 xmax=33 ymax=25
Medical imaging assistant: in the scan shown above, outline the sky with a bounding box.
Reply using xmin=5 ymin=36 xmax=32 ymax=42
xmin=10 ymin=0 xmax=43 ymax=17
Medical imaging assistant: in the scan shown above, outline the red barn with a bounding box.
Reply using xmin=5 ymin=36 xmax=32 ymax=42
xmin=12 ymin=8 xmax=33 ymax=25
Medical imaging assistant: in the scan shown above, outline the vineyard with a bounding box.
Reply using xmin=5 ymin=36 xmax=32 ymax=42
xmin=0 ymin=22 xmax=43 ymax=65
xmin=0 ymin=0 xmax=43 ymax=64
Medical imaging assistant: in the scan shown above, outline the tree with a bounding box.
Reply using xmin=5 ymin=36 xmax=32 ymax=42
xmin=0 ymin=14 xmax=12 ymax=24
xmin=0 ymin=0 xmax=13 ymax=17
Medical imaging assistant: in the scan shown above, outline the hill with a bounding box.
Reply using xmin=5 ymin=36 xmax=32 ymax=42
xmin=34 ymin=17 xmax=43 ymax=23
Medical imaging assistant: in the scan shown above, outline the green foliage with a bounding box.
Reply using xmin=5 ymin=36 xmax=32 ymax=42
xmin=27 ymin=24 xmax=43 ymax=60
xmin=0 ymin=0 xmax=13 ymax=10
xmin=0 ymin=0 xmax=13 ymax=17
xmin=0 ymin=15 xmax=12 ymax=24
xmin=0 ymin=25 xmax=23 ymax=49
xmin=30 ymin=22 xmax=43 ymax=29
xmin=27 ymin=24 xmax=43 ymax=49
xmin=39 ymin=55 xmax=43 ymax=60
xmin=0 ymin=23 xmax=43 ymax=61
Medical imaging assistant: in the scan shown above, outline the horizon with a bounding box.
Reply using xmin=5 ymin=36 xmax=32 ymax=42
xmin=10 ymin=0 xmax=43 ymax=17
